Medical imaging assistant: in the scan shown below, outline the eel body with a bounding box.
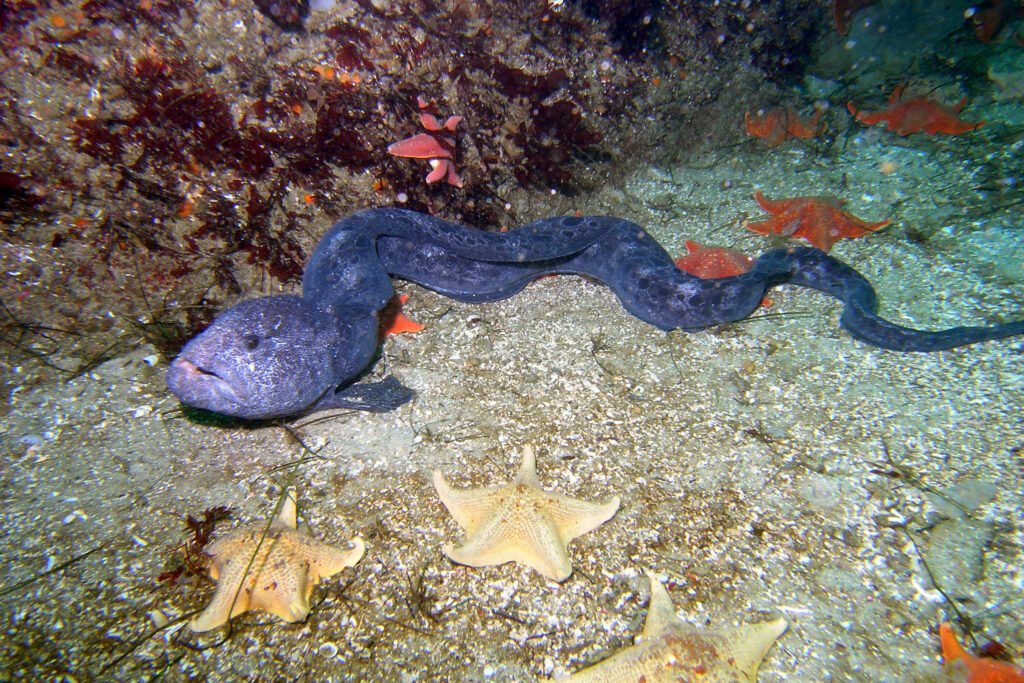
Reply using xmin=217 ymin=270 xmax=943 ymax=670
xmin=166 ymin=209 xmax=1023 ymax=419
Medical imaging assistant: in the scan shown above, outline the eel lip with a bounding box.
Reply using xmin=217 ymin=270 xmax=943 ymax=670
xmin=170 ymin=357 xmax=211 ymax=377
xmin=167 ymin=357 xmax=241 ymax=406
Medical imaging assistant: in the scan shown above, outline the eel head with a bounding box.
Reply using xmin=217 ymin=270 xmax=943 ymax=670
xmin=167 ymin=295 xmax=338 ymax=420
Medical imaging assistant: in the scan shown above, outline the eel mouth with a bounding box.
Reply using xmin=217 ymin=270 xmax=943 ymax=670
xmin=172 ymin=358 xmax=217 ymax=379
xmin=167 ymin=357 xmax=242 ymax=407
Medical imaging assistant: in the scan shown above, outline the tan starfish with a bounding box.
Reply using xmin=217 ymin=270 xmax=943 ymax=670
xmin=432 ymin=445 xmax=620 ymax=582
xmin=189 ymin=491 xmax=365 ymax=632
xmin=568 ymin=572 xmax=787 ymax=682
xmin=988 ymin=66 xmax=1024 ymax=102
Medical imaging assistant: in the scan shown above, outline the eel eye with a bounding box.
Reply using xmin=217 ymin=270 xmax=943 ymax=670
xmin=242 ymin=334 xmax=260 ymax=351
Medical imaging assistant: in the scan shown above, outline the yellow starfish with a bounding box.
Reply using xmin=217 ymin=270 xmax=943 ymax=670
xmin=432 ymin=444 xmax=620 ymax=582
xmin=568 ymin=572 xmax=787 ymax=682
xmin=189 ymin=491 xmax=365 ymax=632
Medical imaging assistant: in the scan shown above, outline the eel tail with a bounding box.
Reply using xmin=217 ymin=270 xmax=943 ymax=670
xmin=754 ymin=247 xmax=1024 ymax=352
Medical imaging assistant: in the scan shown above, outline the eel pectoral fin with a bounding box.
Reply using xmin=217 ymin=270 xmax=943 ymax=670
xmin=311 ymin=375 xmax=414 ymax=413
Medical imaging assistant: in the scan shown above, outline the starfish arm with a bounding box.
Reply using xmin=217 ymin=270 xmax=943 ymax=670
xmin=425 ymin=159 xmax=448 ymax=183
xmin=204 ymin=528 xmax=254 ymax=559
xmin=782 ymin=109 xmax=817 ymax=138
xmin=276 ymin=490 xmax=298 ymax=528
xmin=388 ymin=133 xmax=453 ymax=160
xmin=189 ymin=564 xmax=254 ymax=632
xmin=861 ymin=218 xmax=891 ymax=233
xmin=925 ymin=117 xmax=984 ymax=135
xmin=432 ymin=471 xmax=506 ymax=534
xmin=441 ymin=509 xmax=522 ymax=568
xmin=509 ymin=509 xmax=575 ymax=581
xmin=847 ymin=101 xmax=873 ymax=125
xmin=250 ymin=569 xmax=311 ymax=623
xmin=338 ymin=537 xmax=366 ymax=573
xmin=939 ymin=622 xmax=971 ymax=663
xmin=744 ymin=111 xmax=759 ymax=136
xmin=419 ymin=112 xmax=442 ymax=131
xmin=849 ymin=105 xmax=887 ymax=127
xmin=717 ymin=618 xmax=789 ymax=678
xmin=640 ymin=573 xmax=681 ymax=639
xmin=822 ymin=208 xmax=889 ymax=237
xmin=752 ymin=190 xmax=788 ymax=214
xmin=444 ymin=160 xmax=464 ymax=188
xmin=567 ymin=639 xmax=665 ymax=682
xmin=293 ymin=535 xmax=366 ymax=582
xmin=546 ymin=494 xmax=620 ymax=542
xmin=514 ymin=445 xmax=543 ymax=486
xmin=745 ymin=218 xmax=781 ymax=236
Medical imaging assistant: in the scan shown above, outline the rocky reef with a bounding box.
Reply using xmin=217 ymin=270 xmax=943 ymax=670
xmin=0 ymin=0 xmax=820 ymax=371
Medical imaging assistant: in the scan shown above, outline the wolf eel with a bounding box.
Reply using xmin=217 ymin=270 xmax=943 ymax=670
xmin=166 ymin=208 xmax=1023 ymax=420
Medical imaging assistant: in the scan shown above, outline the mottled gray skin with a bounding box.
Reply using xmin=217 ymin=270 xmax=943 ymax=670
xmin=167 ymin=208 xmax=1023 ymax=420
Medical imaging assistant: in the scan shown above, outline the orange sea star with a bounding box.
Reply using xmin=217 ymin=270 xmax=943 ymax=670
xmin=674 ymin=240 xmax=755 ymax=278
xmin=675 ymin=240 xmax=772 ymax=307
xmin=941 ymin=622 xmax=1024 ymax=683
xmin=745 ymin=191 xmax=890 ymax=252
xmin=847 ymin=85 xmax=985 ymax=136
xmin=745 ymin=107 xmax=823 ymax=147
xmin=377 ymin=293 xmax=424 ymax=339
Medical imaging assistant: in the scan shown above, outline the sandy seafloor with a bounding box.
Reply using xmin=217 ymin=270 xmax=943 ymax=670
xmin=1 ymin=123 xmax=1023 ymax=682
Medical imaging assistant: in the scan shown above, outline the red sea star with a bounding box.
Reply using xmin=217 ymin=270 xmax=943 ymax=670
xmin=674 ymin=240 xmax=754 ymax=278
xmin=745 ymin=191 xmax=890 ymax=252
xmin=675 ymin=241 xmax=772 ymax=307
xmin=847 ymin=85 xmax=985 ymax=136
xmin=940 ymin=622 xmax=1024 ymax=683
xmin=377 ymin=293 xmax=424 ymax=339
xmin=745 ymin=107 xmax=823 ymax=147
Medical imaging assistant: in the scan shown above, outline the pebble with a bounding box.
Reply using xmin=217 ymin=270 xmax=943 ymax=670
xmin=62 ymin=509 xmax=88 ymax=524
xmin=147 ymin=609 xmax=170 ymax=629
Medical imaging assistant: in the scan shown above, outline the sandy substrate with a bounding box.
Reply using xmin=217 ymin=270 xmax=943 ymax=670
xmin=1 ymin=137 xmax=1022 ymax=682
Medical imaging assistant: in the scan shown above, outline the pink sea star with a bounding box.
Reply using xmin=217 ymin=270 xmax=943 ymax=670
xmin=387 ymin=96 xmax=464 ymax=188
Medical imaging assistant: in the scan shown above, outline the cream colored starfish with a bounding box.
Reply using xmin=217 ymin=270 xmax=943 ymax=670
xmin=432 ymin=444 xmax=620 ymax=582
xmin=988 ymin=66 xmax=1024 ymax=101
xmin=189 ymin=491 xmax=365 ymax=632
xmin=569 ymin=572 xmax=787 ymax=682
